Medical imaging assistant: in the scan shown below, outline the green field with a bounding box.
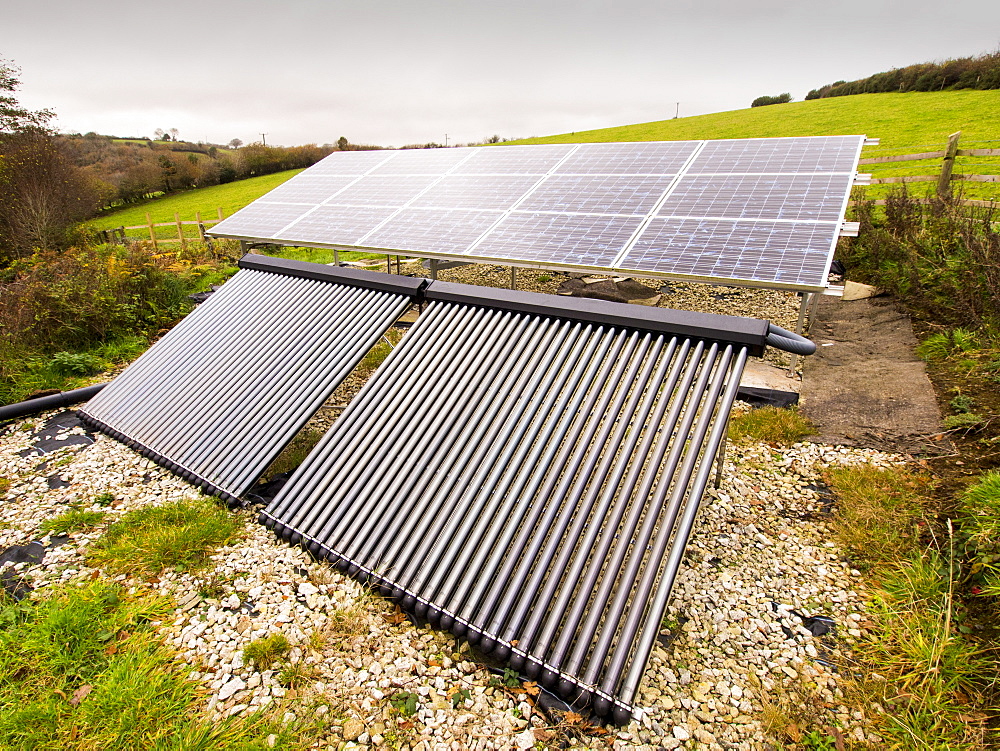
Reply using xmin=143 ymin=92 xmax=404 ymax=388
xmin=516 ymin=91 xmax=1000 ymax=201
xmin=88 ymin=169 xmax=304 ymax=234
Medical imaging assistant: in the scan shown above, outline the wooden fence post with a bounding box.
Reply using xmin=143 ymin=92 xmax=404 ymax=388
xmin=937 ymin=131 xmax=962 ymax=199
xmin=174 ymin=212 xmax=186 ymax=250
xmin=217 ymin=207 xmax=225 ymax=221
xmin=146 ymin=213 xmax=158 ymax=248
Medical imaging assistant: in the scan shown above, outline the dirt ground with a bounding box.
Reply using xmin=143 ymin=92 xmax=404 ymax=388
xmin=798 ymin=295 xmax=951 ymax=456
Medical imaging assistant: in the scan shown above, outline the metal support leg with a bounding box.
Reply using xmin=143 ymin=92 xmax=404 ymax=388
xmin=807 ymin=290 xmax=821 ymax=328
xmin=334 ymin=249 xmax=340 ymax=266
xmin=787 ymin=293 xmax=810 ymax=377
xmin=430 ymin=259 xmax=438 ymax=281
xmin=510 ymin=267 xmax=516 ymax=290
xmin=714 ymin=417 xmax=731 ymax=489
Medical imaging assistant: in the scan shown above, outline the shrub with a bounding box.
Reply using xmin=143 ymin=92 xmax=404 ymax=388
xmin=750 ymin=93 xmax=792 ymax=107
xmin=843 ymin=193 xmax=1000 ymax=334
xmin=50 ymin=350 xmax=103 ymax=376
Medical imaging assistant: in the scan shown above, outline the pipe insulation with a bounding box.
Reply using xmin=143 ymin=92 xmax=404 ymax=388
xmin=78 ymin=258 xmax=425 ymax=505
xmin=261 ymin=292 xmax=750 ymax=724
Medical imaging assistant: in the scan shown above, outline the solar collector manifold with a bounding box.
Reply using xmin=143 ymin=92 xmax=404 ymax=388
xmin=261 ymin=280 xmax=752 ymax=723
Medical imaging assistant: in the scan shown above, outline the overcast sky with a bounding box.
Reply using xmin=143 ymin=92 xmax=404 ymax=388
xmin=4 ymin=1 xmax=999 ymax=148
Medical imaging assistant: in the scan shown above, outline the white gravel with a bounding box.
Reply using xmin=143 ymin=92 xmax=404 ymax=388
xmin=0 ymin=401 xmax=898 ymax=750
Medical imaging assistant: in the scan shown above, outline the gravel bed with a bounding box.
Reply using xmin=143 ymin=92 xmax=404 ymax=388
xmin=0 ymin=404 xmax=899 ymax=750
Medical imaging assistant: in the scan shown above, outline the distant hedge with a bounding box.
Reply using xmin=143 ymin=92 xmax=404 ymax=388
xmin=751 ymin=93 xmax=792 ymax=107
xmin=807 ymin=50 xmax=1000 ymax=99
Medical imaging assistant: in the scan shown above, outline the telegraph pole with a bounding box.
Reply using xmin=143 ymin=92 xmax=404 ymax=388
xmin=674 ymin=103 xmax=679 ymax=119
xmin=260 ymin=133 xmax=268 ymax=146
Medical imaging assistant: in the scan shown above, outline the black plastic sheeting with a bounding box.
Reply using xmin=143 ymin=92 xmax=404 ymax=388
xmin=262 ymin=281 xmax=749 ymax=724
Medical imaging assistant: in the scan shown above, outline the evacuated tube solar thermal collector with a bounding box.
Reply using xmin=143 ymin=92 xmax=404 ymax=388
xmin=79 ymin=255 xmax=426 ymax=505
xmin=261 ymin=276 xmax=768 ymax=723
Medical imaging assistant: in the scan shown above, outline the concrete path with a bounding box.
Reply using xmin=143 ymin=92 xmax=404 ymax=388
xmin=798 ymin=295 xmax=948 ymax=455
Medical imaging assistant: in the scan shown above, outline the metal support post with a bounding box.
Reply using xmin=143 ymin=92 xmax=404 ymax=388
xmin=786 ymin=293 xmax=810 ymax=377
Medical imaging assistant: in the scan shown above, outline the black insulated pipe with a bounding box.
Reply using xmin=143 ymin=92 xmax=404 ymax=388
xmin=0 ymin=384 xmax=107 ymax=422
xmin=765 ymin=322 xmax=817 ymax=355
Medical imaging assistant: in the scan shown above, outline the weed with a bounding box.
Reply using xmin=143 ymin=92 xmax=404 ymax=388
xmin=278 ymin=660 xmax=315 ymax=688
xmin=243 ymin=632 xmax=291 ymax=670
xmin=536 ymin=274 xmax=552 ymax=283
xmin=95 ymin=491 xmax=115 ymax=506
xmin=196 ymin=571 xmax=230 ymax=600
xmin=89 ymin=498 xmax=240 ymax=575
xmin=39 ymin=507 xmax=105 ymax=535
xmin=802 ymin=729 xmax=837 ymax=749
xmin=0 ymin=477 xmax=9 ymax=499
xmin=825 ymin=465 xmax=929 ymax=569
xmin=943 ymin=412 xmax=984 ymax=431
xmin=50 ymin=350 xmax=103 ymax=376
xmin=388 ymin=691 xmax=419 ymax=716
xmin=949 ymin=393 xmax=977 ymax=413
xmin=450 ymin=687 xmax=472 ymax=708
xmin=727 ymin=406 xmax=813 ymax=446
xmin=489 ymin=667 xmax=521 ymax=688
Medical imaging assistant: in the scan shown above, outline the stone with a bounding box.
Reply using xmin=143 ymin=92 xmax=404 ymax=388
xmin=342 ymin=718 xmax=364 ymax=741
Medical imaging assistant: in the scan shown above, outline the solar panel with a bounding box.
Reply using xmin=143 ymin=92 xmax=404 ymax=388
xmin=473 ymin=213 xmax=644 ymax=267
xmin=210 ymin=136 xmax=867 ymax=291
xmin=657 ymin=174 xmax=853 ymax=223
xmin=622 ymin=218 xmax=836 ymax=287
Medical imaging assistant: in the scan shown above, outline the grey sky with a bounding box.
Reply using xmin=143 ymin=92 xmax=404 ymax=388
xmin=5 ymin=1 xmax=999 ymax=147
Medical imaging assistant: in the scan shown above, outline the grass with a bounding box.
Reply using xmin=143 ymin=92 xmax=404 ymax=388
xmin=820 ymin=465 xmax=999 ymax=748
xmin=39 ymin=508 xmax=106 ymax=536
xmin=0 ymin=580 xmax=307 ymax=749
xmin=87 ymin=170 xmax=304 ymax=232
xmin=824 ymin=465 xmax=929 ymax=569
xmin=261 ymin=428 xmax=326 ymax=483
xmin=516 ymin=90 xmax=1000 ymax=202
xmin=88 ymin=498 xmax=240 ymax=576
xmin=244 ymin=632 xmax=291 ymax=670
xmin=727 ymin=406 xmax=813 ymax=445
xmin=961 ymin=470 xmax=1000 ymax=596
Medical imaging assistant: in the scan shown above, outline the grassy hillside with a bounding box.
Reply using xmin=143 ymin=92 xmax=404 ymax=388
xmin=517 ymin=91 xmax=1000 ymax=201
xmin=87 ymin=169 xmax=304 ymax=234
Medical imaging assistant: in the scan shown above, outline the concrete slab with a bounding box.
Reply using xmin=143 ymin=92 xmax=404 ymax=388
xmin=740 ymin=359 xmax=800 ymax=393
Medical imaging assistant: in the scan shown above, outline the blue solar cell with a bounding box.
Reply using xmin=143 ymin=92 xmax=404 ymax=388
xmin=474 ymin=212 xmax=643 ymax=267
xmin=517 ymin=174 xmax=670 ymax=216
xmin=554 ymin=141 xmax=698 ymax=174
xmin=622 ymin=218 xmax=835 ymax=287
xmin=360 ymin=208 xmax=505 ymax=253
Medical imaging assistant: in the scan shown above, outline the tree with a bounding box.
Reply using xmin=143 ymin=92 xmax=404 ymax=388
xmin=168 ymin=127 xmax=179 ymax=142
xmin=154 ymin=128 xmax=165 ymax=140
xmin=750 ymin=93 xmax=792 ymax=107
xmin=0 ymin=57 xmax=100 ymax=260
xmin=228 ymin=138 xmax=243 ymax=149
xmin=0 ymin=58 xmax=53 ymax=134
xmin=337 ymin=136 xmax=349 ymax=151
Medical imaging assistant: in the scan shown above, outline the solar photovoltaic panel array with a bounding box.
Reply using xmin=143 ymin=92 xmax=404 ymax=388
xmin=210 ymin=136 xmax=866 ymax=291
